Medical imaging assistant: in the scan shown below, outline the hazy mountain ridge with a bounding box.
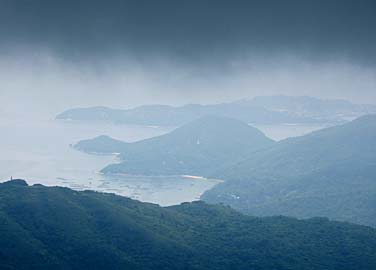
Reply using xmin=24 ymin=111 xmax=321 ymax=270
xmin=56 ymin=102 xmax=313 ymax=126
xmin=248 ymin=95 xmax=376 ymax=120
xmin=1 ymin=179 xmax=375 ymax=270
xmin=203 ymin=114 xmax=376 ymax=227
xmin=75 ymin=116 xmax=275 ymax=176
xmin=56 ymin=96 xmax=375 ymax=126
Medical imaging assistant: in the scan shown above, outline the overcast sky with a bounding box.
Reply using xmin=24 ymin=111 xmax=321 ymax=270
xmin=0 ymin=0 xmax=375 ymax=115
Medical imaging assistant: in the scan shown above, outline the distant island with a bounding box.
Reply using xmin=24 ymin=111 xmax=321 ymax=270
xmin=74 ymin=115 xmax=275 ymax=176
xmin=56 ymin=95 xmax=376 ymax=126
xmin=1 ymin=179 xmax=375 ymax=270
xmin=74 ymin=135 xmax=128 ymax=155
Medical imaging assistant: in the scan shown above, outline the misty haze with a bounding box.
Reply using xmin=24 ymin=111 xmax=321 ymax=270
xmin=0 ymin=1 xmax=376 ymax=269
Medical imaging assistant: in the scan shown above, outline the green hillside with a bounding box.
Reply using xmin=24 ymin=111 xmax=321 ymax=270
xmin=203 ymin=115 xmax=376 ymax=226
xmin=1 ymin=179 xmax=376 ymax=270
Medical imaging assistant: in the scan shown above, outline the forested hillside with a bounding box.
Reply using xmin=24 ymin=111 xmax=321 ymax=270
xmin=1 ymin=179 xmax=375 ymax=270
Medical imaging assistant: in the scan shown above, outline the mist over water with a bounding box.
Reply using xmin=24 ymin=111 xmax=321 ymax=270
xmin=1 ymin=50 xmax=376 ymax=118
xmin=0 ymin=0 xmax=374 ymax=205
xmin=0 ymin=49 xmax=374 ymax=205
xmin=0 ymin=112 xmax=222 ymax=205
xmin=0 ymin=108 xmax=330 ymax=205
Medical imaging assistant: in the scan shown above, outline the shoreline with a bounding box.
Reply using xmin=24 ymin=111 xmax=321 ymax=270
xmin=98 ymin=171 xmax=223 ymax=182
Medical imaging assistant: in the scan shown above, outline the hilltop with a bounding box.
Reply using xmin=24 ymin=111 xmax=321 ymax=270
xmin=76 ymin=116 xmax=275 ymax=176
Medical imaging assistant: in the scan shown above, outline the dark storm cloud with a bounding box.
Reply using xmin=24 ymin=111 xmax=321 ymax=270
xmin=0 ymin=0 xmax=375 ymax=64
xmin=0 ymin=0 xmax=375 ymax=116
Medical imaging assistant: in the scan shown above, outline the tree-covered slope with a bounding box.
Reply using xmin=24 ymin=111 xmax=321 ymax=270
xmin=79 ymin=116 xmax=275 ymax=176
xmin=1 ymin=179 xmax=376 ymax=270
xmin=203 ymin=114 xmax=376 ymax=226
